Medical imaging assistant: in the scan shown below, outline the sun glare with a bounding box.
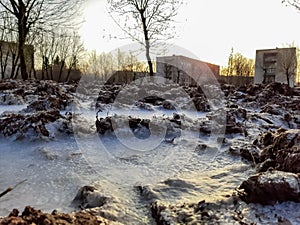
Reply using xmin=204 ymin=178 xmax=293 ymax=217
xmin=80 ymin=0 xmax=131 ymax=54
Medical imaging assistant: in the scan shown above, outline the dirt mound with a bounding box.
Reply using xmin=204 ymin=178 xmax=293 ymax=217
xmin=0 ymin=110 xmax=71 ymax=138
xmin=0 ymin=206 xmax=113 ymax=225
xmin=0 ymin=79 xmax=73 ymax=110
xmin=256 ymin=129 xmax=300 ymax=173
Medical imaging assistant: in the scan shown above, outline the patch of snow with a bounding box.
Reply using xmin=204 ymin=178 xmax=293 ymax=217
xmin=0 ymin=104 xmax=28 ymax=115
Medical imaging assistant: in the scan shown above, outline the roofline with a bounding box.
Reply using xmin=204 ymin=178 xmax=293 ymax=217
xmin=156 ymin=55 xmax=219 ymax=67
xmin=256 ymin=47 xmax=296 ymax=52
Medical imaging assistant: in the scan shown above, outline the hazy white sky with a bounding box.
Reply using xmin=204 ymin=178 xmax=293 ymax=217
xmin=80 ymin=0 xmax=300 ymax=66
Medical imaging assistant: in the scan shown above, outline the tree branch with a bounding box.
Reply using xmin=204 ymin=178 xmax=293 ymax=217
xmin=0 ymin=179 xmax=27 ymax=199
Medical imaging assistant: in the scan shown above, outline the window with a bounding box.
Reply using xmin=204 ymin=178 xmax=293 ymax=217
xmin=266 ymin=67 xmax=276 ymax=75
xmin=265 ymin=74 xmax=275 ymax=83
xmin=263 ymin=52 xmax=277 ymax=69
xmin=263 ymin=52 xmax=277 ymax=63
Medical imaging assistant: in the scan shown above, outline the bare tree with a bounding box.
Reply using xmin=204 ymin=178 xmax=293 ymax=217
xmin=281 ymin=2 xmax=300 ymax=85
xmin=56 ymin=33 xmax=70 ymax=82
xmin=0 ymin=25 xmax=10 ymax=79
xmin=100 ymin=52 xmax=114 ymax=81
xmin=0 ymin=10 xmax=20 ymax=79
xmin=281 ymin=43 xmax=300 ymax=86
xmin=0 ymin=0 xmax=83 ymax=80
xmin=84 ymin=49 xmax=148 ymax=83
xmin=35 ymin=31 xmax=59 ymax=80
xmin=65 ymin=32 xmax=85 ymax=82
xmin=278 ymin=48 xmax=297 ymax=87
xmin=107 ymin=0 xmax=183 ymax=77
xmin=34 ymin=28 xmax=84 ymax=82
xmin=88 ymin=50 xmax=101 ymax=78
xmin=282 ymin=0 xmax=300 ymax=10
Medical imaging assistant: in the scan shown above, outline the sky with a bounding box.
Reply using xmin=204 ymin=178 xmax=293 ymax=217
xmin=79 ymin=0 xmax=300 ymax=67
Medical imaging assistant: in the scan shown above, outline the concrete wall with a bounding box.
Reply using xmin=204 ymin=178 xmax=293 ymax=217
xmin=218 ymin=75 xmax=254 ymax=87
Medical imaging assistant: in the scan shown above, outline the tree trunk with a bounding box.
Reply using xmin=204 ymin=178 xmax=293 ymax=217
xmin=44 ymin=65 xmax=49 ymax=80
xmin=0 ymin=48 xmax=9 ymax=79
xmin=66 ymin=67 xmax=72 ymax=82
xmin=50 ymin=66 xmax=53 ymax=80
xmin=18 ymin=27 xmax=28 ymax=80
xmin=14 ymin=65 xmax=20 ymax=79
xmin=18 ymin=2 xmax=29 ymax=80
xmin=145 ymin=39 xmax=154 ymax=77
xmin=140 ymin=10 xmax=154 ymax=77
xmin=33 ymin=67 xmax=37 ymax=79
xmin=262 ymin=69 xmax=267 ymax=84
xmin=58 ymin=61 xmax=65 ymax=82
xmin=10 ymin=53 xmax=19 ymax=79
xmin=286 ymin=70 xmax=290 ymax=87
xmin=177 ymin=70 xmax=180 ymax=84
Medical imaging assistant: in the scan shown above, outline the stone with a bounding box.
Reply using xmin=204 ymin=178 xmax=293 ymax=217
xmin=72 ymin=186 xmax=109 ymax=209
xmin=239 ymin=170 xmax=300 ymax=205
xmin=162 ymin=100 xmax=175 ymax=110
xmin=142 ymin=95 xmax=165 ymax=105
xmin=96 ymin=117 xmax=113 ymax=135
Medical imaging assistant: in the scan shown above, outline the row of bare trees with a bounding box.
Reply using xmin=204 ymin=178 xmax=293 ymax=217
xmin=0 ymin=0 xmax=185 ymax=82
xmin=35 ymin=30 xmax=84 ymax=82
xmin=81 ymin=49 xmax=149 ymax=80
xmin=0 ymin=10 xmax=23 ymax=79
xmin=0 ymin=0 xmax=84 ymax=81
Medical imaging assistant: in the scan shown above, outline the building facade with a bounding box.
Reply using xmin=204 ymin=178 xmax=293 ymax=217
xmin=254 ymin=47 xmax=297 ymax=87
xmin=156 ymin=55 xmax=219 ymax=86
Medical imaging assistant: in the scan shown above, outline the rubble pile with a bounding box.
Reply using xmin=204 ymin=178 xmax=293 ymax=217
xmin=233 ymin=83 xmax=300 ymax=205
xmin=0 ymin=110 xmax=62 ymax=137
xmin=149 ymin=197 xmax=260 ymax=225
xmin=0 ymin=206 xmax=116 ymax=225
xmin=0 ymin=79 xmax=73 ymax=107
xmin=0 ymin=79 xmax=74 ymax=139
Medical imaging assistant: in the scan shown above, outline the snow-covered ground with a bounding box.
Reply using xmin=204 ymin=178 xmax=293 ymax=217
xmin=0 ymin=79 xmax=299 ymax=224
